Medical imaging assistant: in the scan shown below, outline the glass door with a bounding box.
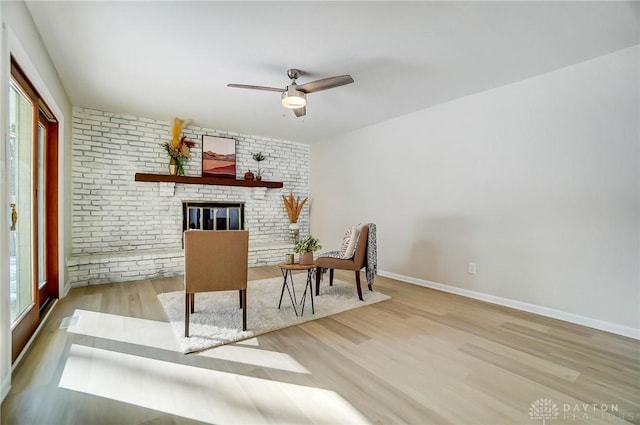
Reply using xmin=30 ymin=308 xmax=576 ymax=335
xmin=8 ymin=58 xmax=59 ymax=361
xmin=9 ymin=79 xmax=38 ymax=354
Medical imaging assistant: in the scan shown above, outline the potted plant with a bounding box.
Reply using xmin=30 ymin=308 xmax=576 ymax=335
xmin=162 ymin=117 xmax=195 ymax=176
xmin=252 ymin=151 xmax=266 ymax=180
xmin=293 ymin=235 xmax=322 ymax=265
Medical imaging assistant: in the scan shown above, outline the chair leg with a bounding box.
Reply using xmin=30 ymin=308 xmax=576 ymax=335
xmin=185 ymin=293 xmax=190 ymax=337
xmin=355 ymin=271 xmax=363 ymax=301
xmin=241 ymin=289 xmax=247 ymax=331
xmin=315 ymin=267 xmax=322 ymax=296
xmin=190 ymin=293 xmax=195 ymax=314
xmin=239 ymin=290 xmax=243 ymax=308
xmin=329 ymin=269 xmax=334 ymax=286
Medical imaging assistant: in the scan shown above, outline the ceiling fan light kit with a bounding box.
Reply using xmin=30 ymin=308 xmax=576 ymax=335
xmin=228 ymin=68 xmax=354 ymax=117
xmin=281 ymin=86 xmax=306 ymax=109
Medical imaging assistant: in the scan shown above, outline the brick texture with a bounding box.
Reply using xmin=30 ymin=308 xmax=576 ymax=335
xmin=69 ymin=107 xmax=309 ymax=286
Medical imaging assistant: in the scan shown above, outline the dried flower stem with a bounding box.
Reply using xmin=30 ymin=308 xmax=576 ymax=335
xmin=282 ymin=193 xmax=307 ymax=223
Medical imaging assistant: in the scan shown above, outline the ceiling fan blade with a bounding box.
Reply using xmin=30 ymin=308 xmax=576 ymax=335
xmin=227 ymin=83 xmax=283 ymax=93
xmin=293 ymin=106 xmax=306 ymax=117
xmin=297 ymin=75 xmax=354 ymax=93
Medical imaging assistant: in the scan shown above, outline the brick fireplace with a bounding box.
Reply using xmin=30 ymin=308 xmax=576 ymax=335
xmin=67 ymin=107 xmax=309 ymax=287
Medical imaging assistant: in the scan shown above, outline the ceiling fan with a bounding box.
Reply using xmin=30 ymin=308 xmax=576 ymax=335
xmin=227 ymin=69 xmax=354 ymax=117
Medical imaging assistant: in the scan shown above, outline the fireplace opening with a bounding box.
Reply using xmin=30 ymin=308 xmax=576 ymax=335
xmin=182 ymin=201 xmax=245 ymax=232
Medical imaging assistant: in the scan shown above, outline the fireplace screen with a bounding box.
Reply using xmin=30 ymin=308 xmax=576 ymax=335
xmin=182 ymin=201 xmax=244 ymax=232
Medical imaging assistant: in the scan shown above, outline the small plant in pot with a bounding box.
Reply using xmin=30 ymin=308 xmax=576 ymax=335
xmin=293 ymin=235 xmax=322 ymax=265
xmin=252 ymin=151 xmax=266 ymax=180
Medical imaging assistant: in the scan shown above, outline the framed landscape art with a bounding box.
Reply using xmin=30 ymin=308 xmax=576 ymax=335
xmin=202 ymin=135 xmax=236 ymax=178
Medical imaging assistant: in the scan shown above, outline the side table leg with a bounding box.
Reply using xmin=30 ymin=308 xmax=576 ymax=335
xmin=309 ymin=269 xmax=315 ymax=314
xmin=300 ymin=268 xmax=315 ymax=316
xmin=278 ymin=268 xmax=287 ymax=309
xmin=279 ymin=268 xmax=298 ymax=316
xmin=290 ymin=272 xmax=297 ymax=305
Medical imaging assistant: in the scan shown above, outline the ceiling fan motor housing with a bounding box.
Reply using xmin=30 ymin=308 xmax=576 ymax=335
xmin=287 ymin=68 xmax=302 ymax=81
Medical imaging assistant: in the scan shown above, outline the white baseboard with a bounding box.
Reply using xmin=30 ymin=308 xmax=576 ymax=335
xmin=377 ymin=270 xmax=640 ymax=340
xmin=2 ymin=299 xmax=60 ymax=403
xmin=12 ymin=299 xmax=59 ymax=370
xmin=1 ymin=374 xmax=10 ymax=403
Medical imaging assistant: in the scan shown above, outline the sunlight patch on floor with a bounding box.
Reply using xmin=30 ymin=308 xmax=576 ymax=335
xmin=198 ymin=345 xmax=310 ymax=374
xmin=66 ymin=310 xmax=309 ymax=374
xmin=235 ymin=337 xmax=260 ymax=346
xmin=59 ymin=344 xmax=370 ymax=425
xmin=65 ymin=309 xmax=180 ymax=351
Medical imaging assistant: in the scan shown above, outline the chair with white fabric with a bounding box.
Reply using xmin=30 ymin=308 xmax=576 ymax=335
xmin=314 ymin=223 xmax=376 ymax=301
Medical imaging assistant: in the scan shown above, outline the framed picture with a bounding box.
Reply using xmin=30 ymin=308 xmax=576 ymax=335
xmin=202 ymin=135 xmax=236 ymax=178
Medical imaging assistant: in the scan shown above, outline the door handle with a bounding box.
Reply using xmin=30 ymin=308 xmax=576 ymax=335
xmin=10 ymin=203 xmax=17 ymax=231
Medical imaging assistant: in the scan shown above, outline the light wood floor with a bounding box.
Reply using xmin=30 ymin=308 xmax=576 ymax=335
xmin=2 ymin=266 xmax=639 ymax=424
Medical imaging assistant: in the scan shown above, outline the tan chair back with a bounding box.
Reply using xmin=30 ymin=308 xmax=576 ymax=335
xmin=184 ymin=230 xmax=249 ymax=294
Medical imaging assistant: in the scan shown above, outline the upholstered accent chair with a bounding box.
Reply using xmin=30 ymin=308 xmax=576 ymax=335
xmin=315 ymin=225 xmax=371 ymax=301
xmin=183 ymin=230 xmax=249 ymax=337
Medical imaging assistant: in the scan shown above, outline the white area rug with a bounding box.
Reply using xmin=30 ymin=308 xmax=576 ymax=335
xmin=158 ymin=274 xmax=390 ymax=353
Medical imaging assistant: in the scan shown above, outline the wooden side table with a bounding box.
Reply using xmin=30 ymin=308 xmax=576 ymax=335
xmin=277 ymin=262 xmax=316 ymax=316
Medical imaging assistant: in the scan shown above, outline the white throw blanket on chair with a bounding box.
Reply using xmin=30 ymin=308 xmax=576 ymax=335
xmin=318 ymin=223 xmax=377 ymax=287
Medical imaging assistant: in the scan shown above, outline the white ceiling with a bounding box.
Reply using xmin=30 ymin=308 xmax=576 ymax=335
xmin=25 ymin=1 xmax=639 ymax=144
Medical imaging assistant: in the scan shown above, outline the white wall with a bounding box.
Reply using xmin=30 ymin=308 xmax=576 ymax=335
xmin=311 ymin=46 xmax=639 ymax=336
xmin=0 ymin=0 xmax=72 ymax=401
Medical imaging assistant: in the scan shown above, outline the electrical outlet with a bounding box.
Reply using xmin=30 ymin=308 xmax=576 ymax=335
xmin=468 ymin=262 xmax=476 ymax=274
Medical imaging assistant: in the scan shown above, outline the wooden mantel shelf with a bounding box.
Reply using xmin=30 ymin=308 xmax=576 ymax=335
xmin=135 ymin=173 xmax=283 ymax=188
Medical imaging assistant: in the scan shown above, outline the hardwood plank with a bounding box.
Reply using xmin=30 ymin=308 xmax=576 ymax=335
xmin=2 ymin=267 xmax=638 ymax=425
xmin=312 ymin=316 xmax=371 ymax=345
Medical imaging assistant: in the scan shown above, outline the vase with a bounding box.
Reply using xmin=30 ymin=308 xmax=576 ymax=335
xmin=299 ymin=252 xmax=313 ymax=265
xmin=289 ymin=223 xmax=300 ymax=241
xmin=169 ymin=157 xmax=178 ymax=175
xmin=176 ymin=157 xmax=185 ymax=176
